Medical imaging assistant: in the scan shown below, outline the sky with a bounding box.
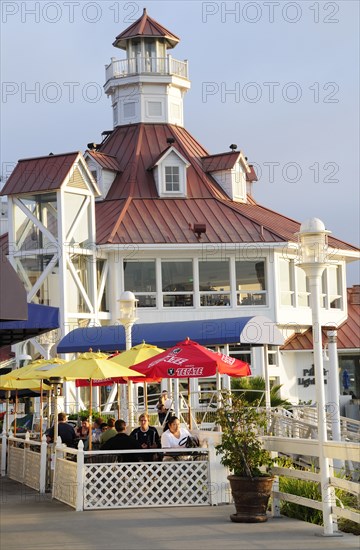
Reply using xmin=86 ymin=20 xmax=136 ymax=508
xmin=1 ymin=0 xmax=359 ymax=283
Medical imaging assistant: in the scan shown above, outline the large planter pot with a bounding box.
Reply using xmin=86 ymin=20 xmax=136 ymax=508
xmin=228 ymin=475 xmax=274 ymax=523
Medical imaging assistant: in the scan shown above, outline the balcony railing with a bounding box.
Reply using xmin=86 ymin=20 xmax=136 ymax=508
xmin=105 ymin=56 xmax=189 ymax=82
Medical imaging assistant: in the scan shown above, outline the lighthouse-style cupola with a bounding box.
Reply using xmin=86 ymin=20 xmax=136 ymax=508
xmin=104 ymin=8 xmax=190 ymax=128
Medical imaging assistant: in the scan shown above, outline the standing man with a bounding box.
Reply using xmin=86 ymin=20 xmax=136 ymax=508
xmin=156 ymin=389 xmax=172 ymax=426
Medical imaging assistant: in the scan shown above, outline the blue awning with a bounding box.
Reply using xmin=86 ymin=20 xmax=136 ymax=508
xmin=0 ymin=303 xmax=60 ymax=347
xmin=57 ymin=315 xmax=284 ymax=353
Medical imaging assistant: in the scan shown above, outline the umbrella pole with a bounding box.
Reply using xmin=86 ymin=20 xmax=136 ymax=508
xmin=54 ymin=384 xmax=59 ymax=443
xmin=47 ymin=386 xmax=51 ymax=430
xmin=117 ymin=383 xmax=120 ymax=419
xmin=5 ymin=391 xmax=10 ymax=434
xmin=39 ymin=380 xmax=43 ymax=437
xmin=14 ymin=390 xmax=18 ymax=435
xmin=144 ymin=382 xmax=148 ymax=415
xmin=89 ymin=380 xmax=92 ymax=451
xmin=188 ymin=378 xmax=192 ymax=430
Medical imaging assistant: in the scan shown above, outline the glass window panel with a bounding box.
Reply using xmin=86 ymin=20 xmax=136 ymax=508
xmin=97 ymin=259 xmax=108 ymax=312
xmin=17 ymin=255 xmax=55 ymax=305
xmin=236 ymin=260 xmax=267 ymax=306
xmin=279 ymin=259 xmax=293 ymax=306
xmin=199 ymin=260 xmax=230 ymax=307
xmin=163 ymin=294 xmax=193 ymax=307
xmin=199 ymin=261 xmax=230 ymax=291
xmin=67 ymin=254 xmax=91 ymax=313
xmin=124 ymin=261 xmax=156 ymax=292
xmin=328 ymin=265 xmax=342 ymax=309
xmin=63 ymin=193 xmax=89 ymax=246
xmin=161 ymin=261 xmax=193 ymax=308
xmin=295 ymin=265 xmax=309 ymax=307
xmin=200 ymin=294 xmax=230 ymax=307
xmin=124 ymin=260 xmax=156 ymax=308
xmin=161 ymin=261 xmax=193 ymax=291
xmin=236 ymin=260 xmax=266 ymax=290
xmin=15 ymin=194 xmax=58 ymax=250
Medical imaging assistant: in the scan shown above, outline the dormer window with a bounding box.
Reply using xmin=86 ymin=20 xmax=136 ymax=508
xmin=84 ymin=151 xmax=120 ymax=200
xmin=165 ymin=166 xmax=180 ymax=192
xmin=150 ymin=146 xmax=189 ymax=197
xmin=202 ymin=151 xmax=250 ymax=203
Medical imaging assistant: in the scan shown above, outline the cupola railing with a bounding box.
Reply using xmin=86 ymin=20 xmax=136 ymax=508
xmin=105 ymin=55 xmax=189 ymax=82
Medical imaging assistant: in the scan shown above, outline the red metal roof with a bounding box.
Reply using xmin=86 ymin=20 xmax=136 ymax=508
xmin=247 ymin=165 xmax=258 ymax=182
xmin=86 ymin=151 xmax=120 ymax=171
xmin=282 ymin=287 xmax=360 ymax=351
xmin=0 ymin=152 xmax=79 ymax=196
xmin=202 ymin=152 xmax=240 ymax=172
xmin=96 ymin=198 xmax=283 ymax=245
xmin=113 ymin=8 xmax=180 ymax=49
xmin=94 ymin=123 xmax=358 ymax=251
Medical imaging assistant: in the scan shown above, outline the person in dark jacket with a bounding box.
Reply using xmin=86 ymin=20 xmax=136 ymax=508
xmin=101 ymin=419 xmax=141 ymax=462
xmin=130 ymin=413 xmax=161 ymax=461
xmin=46 ymin=412 xmax=77 ymax=448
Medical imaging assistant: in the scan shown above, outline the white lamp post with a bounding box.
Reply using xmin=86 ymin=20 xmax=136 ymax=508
xmin=296 ymin=218 xmax=336 ymax=536
xmin=118 ymin=291 xmax=138 ymax=426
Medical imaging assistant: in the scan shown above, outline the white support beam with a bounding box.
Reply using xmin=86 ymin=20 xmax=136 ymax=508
xmin=17 ymin=218 xmax=32 ymax=250
xmin=66 ymin=256 xmax=94 ymax=313
xmin=13 ymin=258 xmax=32 ymax=292
xmin=97 ymin=260 xmax=109 ymax=311
xmin=13 ymin=198 xmax=57 ymax=245
xmin=27 ymin=254 xmax=59 ymax=302
xmin=65 ymin=196 xmax=90 ymax=243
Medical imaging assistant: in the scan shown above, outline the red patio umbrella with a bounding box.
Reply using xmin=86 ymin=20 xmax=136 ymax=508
xmin=130 ymin=339 xmax=250 ymax=428
xmin=129 ymin=338 xmax=251 ymax=379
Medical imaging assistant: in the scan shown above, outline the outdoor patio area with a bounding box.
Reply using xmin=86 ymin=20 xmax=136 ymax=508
xmin=1 ymin=476 xmax=358 ymax=550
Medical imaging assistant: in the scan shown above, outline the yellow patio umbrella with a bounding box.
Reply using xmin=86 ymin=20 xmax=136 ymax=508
xmin=109 ymin=342 xmax=165 ymax=414
xmin=42 ymin=351 xmax=144 ymax=449
xmin=5 ymin=358 xmax=67 ymax=437
xmin=0 ymin=376 xmax=51 ymax=434
xmin=109 ymin=342 xmax=165 ymax=368
xmin=3 ymin=357 xmax=66 ymax=381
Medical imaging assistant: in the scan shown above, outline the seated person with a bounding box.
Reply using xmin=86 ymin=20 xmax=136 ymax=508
xmin=161 ymin=415 xmax=191 ymax=461
xmin=101 ymin=419 xmax=141 ymax=462
xmin=46 ymin=412 xmax=77 ymax=448
xmin=130 ymin=413 xmax=161 ymax=461
xmin=76 ymin=419 xmax=90 ymax=440
xmin=100 ymin=417 xmax=117 ymax=448
xmin=91 ymin=417 xmax=104 ymax=449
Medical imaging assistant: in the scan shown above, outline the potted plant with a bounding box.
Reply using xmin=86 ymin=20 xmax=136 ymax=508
xmin=215 ymin=392 xmax=275 ymax=523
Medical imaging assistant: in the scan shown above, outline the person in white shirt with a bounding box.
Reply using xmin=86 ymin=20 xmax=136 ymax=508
xmin=161 ymin=416 xmax=191 ymax=461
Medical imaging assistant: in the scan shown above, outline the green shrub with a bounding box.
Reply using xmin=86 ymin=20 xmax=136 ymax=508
xmin=279 ymin=474 xmax=360 ymax=535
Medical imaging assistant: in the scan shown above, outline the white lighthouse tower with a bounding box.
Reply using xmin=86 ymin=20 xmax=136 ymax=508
xmin=104 ymin=8 xmax=191 ymax=128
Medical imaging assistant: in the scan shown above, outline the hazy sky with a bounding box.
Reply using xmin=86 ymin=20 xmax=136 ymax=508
xmin=1 ymin=1 xmax=359 ymax=283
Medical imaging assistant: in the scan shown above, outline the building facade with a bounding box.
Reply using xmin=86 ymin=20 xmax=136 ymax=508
xmin=1 ymin=10 xmax=359 ymax=408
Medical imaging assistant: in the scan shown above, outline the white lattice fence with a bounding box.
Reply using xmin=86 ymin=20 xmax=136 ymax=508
xmin=84 ymin=460 xmax=210 ymax=510
xmin=24 ymin=448 xmax=41 ymax=490
xmin=53 ymin=458 xmax=77 ymax=508
xmin=8 ymin=445 xmax=24 ymax=483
